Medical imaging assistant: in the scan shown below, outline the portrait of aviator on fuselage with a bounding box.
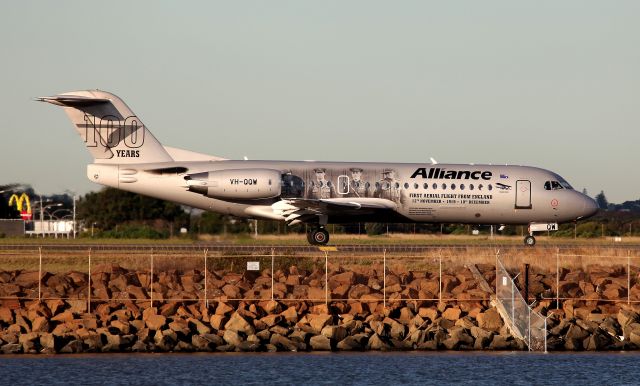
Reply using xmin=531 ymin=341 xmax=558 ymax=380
xmin=306 ymin=168 xmax=336 ymax=199
xmin=373 ymin=168 xmax=405 ymax=205
xmin=346 ymin=167 xmax=371 ymax=198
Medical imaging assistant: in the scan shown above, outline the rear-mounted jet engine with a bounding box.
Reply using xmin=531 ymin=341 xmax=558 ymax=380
xmin=185 ymin=169 xmax=282 ymax=200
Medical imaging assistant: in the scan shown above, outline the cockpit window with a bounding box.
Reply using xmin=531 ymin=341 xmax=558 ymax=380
xmin=559 ymin=180 xmax=573 ymax=189
xmin=544 ymin=181 xmax=565 ymax=190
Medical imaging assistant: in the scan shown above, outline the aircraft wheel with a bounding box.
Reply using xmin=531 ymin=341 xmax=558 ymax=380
xmin=524 ymin=235 xmax=536 ymax=247
xmin=306 ymin=230 xmax=315 ymax=244
xmin=310 ymin=228 xmax=330 ymax=245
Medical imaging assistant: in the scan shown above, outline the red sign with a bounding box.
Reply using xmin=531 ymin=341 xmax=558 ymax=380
xmin=20 ymin=211 xmax=32 ymax=220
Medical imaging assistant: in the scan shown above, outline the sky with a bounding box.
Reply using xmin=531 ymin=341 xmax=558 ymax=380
xmin=1 ymin=1 xmax=639 ymax=203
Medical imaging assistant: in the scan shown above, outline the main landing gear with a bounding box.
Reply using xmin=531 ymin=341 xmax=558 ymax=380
xmin=307 ymin=227 xmax=330 ymax=245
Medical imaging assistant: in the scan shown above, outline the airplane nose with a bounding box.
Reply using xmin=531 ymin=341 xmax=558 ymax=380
xmin=581 ymin=195 xmax=599 ymax=219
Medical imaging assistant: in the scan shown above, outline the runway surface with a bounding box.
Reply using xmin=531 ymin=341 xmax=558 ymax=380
xmin=0 ymin=243 xmax=638 ymax=253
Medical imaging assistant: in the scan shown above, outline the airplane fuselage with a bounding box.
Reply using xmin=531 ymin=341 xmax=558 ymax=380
xmin=87 ymin=160 xmax=597 ymax=226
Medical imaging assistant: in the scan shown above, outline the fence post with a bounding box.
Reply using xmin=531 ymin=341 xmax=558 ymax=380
xmin=150 ymin=248 xmax=154 ymax=308
xmin=511 ymin=278 xmax=515 ymax=321
xmin=271 ymin=248 xmax=275 ymax=301
xmin=324 ymin=251 xmax=328 ymax=307
xmin=204 ymin=249 xmax=208 ymax=309
xmin=87 ymin=248 xmax=92 ymax=313
xmin=383 ymin=249 xmax=387 ymax=310
xmin=38 ymin=247 xmax=42 ymax=303
xmin=528 ymin=307 xmax=531 ymax=351
xmin=544 ymin=318 xmax=548 ymax=353
xmin=556 ymin=248 xmax=560 ymax=310
xmin=438 ymin=251 xmax=442 ymax=305
xmin=495 ymin=251 xmax=498 ymax=296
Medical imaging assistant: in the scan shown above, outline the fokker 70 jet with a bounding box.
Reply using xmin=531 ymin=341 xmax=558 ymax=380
xmin=38 ymin=90 xmax=599 ymax=245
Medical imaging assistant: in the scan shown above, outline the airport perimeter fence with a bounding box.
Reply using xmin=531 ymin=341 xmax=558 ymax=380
xmin=0 ymin=246 xmax=639 ymax=315
xmin=0 ymin=247 xmax=499 ymax=309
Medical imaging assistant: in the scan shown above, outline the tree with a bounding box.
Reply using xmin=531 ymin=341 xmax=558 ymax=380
xmin=77 ymin=188 xmax=188 ymax=232
xmin=595 ymin=191 xmax=608 ymax=210
xmin=0 ymin=184 xmax=21 ymax=219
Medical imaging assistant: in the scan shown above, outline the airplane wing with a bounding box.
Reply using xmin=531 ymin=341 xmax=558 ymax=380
xmin=272 ymin=198 xmax=398 ymax=225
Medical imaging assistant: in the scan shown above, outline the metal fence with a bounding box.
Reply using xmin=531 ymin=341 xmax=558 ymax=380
xmin=1 ymin=245 xmax=639 ymax=350
xmin=0 ymin=247 xmax=500 ymax=311
xmin=496 ymin=255 xmax=547 ymax=351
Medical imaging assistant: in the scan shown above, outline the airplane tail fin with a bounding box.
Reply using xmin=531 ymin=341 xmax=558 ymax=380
xmin=37 ymin=90 xmax=173 ymax=164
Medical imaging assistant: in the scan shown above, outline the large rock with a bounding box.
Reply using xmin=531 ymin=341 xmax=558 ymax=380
xmin=14 ymin=271 xmax=42 ymax=287
xmin=222 ymin=329 xmax=242 ymax=347
xmin=280 ymin=307 xmax=298 ymax=324
xmin=584 ymin=331 xmax=611 ymax=351
xmin=383 ymin=317 xmax=406 ymax=340
xmin=225 ymin=312 xmax=255 ymax=335
xmin=330 ymin=272 xmax=356 ymax=287
xmin=270 ymin=333 xmax=298 ymax=351
xmin=477 ymin=308 xmax=502 ymax=332
xmin=39 ymin=333 xmax=57 ymax=352
xmin=31 ymin=316 xmax=50 ymax=333
xmin=337 ymin=335 xmax=367 ymax=351
xmin=1 ymin=343 xmax=21 ymax=354
xmin=488 ymin=335 xmax=511 ymax=350
xmin=188 ymin=318 xmax=211 ymax=335
xmin=367 ymin=333 xmax=391 ymax=350
xmin=418 ymin=307 xmax=438 ymax=321
xmin=471 ymin=327 xmax=494 ymax=349
xmin=442 ymin=307 xmax=462 ymax=321
xmin=209 ymin=314 xmax=227 ymax=330
xmin=348 ymin=284 xmax=371 ymax=299
xmin=617 ymin=309 xmax=639 ymax=327
xmin=60 ymin=340 xmax=84 ymax=354
xmin=0 ymin=307 xmax=13 ymax=324
xmin=145 ymin=314 xmax=167 ymax=331
xmin=309 ymin=335 xmax=332 ymax=350
xmin=321 ymin=325 xmax=348 ymax=342
xmin=307 ymin=314 xmax=332 ymax=333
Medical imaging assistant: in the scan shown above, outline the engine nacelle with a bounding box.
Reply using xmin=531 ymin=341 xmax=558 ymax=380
xmin=185 ymin=168 xmax=281 ymax=200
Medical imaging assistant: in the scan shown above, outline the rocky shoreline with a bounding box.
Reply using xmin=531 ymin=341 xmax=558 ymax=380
xmin=1 ymin=263 xmax=640 ymax=353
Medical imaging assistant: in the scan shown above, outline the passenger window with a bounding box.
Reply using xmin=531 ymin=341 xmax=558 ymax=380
xmin=478 ymin=184 xmax=483 ymax=190
xmin=470 ymin=184 xmax=474 ymax=191
xmin=432 ymin=183 xmax=437 ymax=189
xmin=451 ymin=183 xmax=456 ymax=190
xmin=395 ymin=182 xmax=400 ymax=189
xmin=544 ymin=181 xmax=552 ymax=190
xmin=441 ymin=183 xmax=447 ymax=190
xmin=460 ymin=184 xmax=465 ymax=190
xmin=404 ymin=182 xmax=409 ymax=189
xmin=488 ymin=184 xmax=492 ymax=191
xmin=423 ymin=183 xmax=428 ymax=190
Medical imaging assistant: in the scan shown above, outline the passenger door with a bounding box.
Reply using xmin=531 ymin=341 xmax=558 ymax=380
xmin=515 ymin=180 xmax=532 ymax=209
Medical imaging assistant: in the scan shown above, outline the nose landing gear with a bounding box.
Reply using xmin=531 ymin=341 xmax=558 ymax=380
xmin=524 ymin=235 xmax=536 ymax=246
xmin=307 ymin=227 xmax=330 ymax=245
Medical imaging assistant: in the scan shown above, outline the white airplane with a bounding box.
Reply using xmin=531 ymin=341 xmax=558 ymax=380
xmin=38 ymin=90 xmax=598 ymax=246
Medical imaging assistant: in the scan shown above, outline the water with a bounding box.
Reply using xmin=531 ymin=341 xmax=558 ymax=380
xmin=0 ymin=352 xmax=638 ymax=386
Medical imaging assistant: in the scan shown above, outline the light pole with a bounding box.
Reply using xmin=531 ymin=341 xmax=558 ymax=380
xmin=33 ymin=200 xmax=61 ymax=237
